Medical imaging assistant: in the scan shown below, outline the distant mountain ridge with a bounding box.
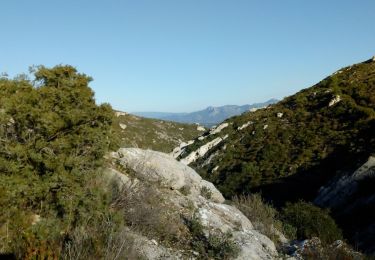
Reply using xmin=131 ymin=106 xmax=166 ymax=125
xmin=134 ymin=99 xmax=278 ymax=127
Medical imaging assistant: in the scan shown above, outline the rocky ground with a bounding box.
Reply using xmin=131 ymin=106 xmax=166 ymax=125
xmin=105 ymin=148 xmax=280 ymax=259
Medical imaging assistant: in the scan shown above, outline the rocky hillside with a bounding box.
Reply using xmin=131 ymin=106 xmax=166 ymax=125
xmin=175 ymin=57 xmax=375 ymax=254
xmin=113 ymin=111 xmax=203 ymax=152
xmin=135 ymin=99 xmax=277 ymax=127
xmin=105 ymin=148 xmax=279 ymax=259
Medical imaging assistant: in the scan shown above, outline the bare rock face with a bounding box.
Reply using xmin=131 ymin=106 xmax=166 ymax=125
xmin=328 ymin=95 xmax=341 ymax=107
xmin=315 ymin=156 xmax=375 ymax=253
xmin=111 ymin=148 xmax=225 ymax=203
xmin=106 ymin=148 xmax=279 ymax=260
xmin=315 ymin=156 xmax=375 ymax=208
xmin=181 ymin=134 xmax=228 ymax=165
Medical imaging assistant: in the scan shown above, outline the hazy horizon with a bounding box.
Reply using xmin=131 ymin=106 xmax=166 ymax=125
xmin=1 ymin=0 xmax=375 ymax=112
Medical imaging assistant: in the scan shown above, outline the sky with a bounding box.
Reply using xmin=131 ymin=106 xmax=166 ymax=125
xmin=1 ymin=1 xmax=375 ymax=112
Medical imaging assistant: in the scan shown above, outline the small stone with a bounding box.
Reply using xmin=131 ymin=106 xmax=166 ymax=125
xmin=115 ymin=111 xmax=127 ymax=117
xmin=276 ymin=112 xmax=283 ymax=118
xmin=31 ymin=214 xmax=41 ymax=225
xmin=197 ymin=126 xmax=205 ymax=131
xmin=119 ymin=123 xmax=127 ymax=130
xmin=328 ymin=95 xmax=341 ymax=107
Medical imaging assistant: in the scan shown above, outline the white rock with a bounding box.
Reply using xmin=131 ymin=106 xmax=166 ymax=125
xmin=238 ymin=121 xmax=253 ymax=131
xmin=197 ymin=201 xmax=278 ymax=259
xmin=181 ymin=135 xmax=228 ymax=165
xmin=210 ymin=123 xmax=229 ymax=135
xmin=333 ymin=70 xmax=343 ymax=75
xmin=31 ymin=214 xmax=41 ymax=225
xmin=126 ymin=230 xmax=180 ymax=259
xmin=197 ymin=126 xmax=205 ymax=131
xmin=103 ymin=167 xmax=138 ymax=190
xmin=112 ymin=148 xmax=225 ymax=203
xmin=170 ymin=140 xmax=195 ymax=158
xmin=315 ymin=156 xmax=375 ymax=208
xmin=115 ymin=111 xmax=127 ymax=117
xmin=119 ymin=123 xmax=127 ymax=130
xmin=277 ymin=112 xmax=283 ymax=118
xmin=200 ymin=180 xmax=226 ymax=203
xmin=263 ymin=125 xmax=268 ymax=130
xmin=108 ymin=148 xmax=279 ymax=260
xmin=198 ymin=136 xmax=205 ymax=141
xmin=328 ymin=95 xmax=341 ymax=107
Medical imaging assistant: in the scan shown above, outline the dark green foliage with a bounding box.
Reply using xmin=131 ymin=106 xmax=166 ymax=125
xmin=281 ymin=201 xmax=343 ymax=244
xmin=0 ymin=65 xmax=119 ymax=258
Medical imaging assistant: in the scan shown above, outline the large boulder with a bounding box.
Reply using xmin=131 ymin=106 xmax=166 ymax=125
xmin=111 ymin=148 xmax=225 ymax=203
xmin=106 ymin=148 xmax=279 ymax=259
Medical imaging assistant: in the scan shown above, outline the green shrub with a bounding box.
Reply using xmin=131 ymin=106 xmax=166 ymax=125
xmin=232 ymin=193 xmax=295 ymax=243
xmin=0 ymin=65 xmax=120 ymax=258
xmin=281 ymin=201 xmax=343 ymax=244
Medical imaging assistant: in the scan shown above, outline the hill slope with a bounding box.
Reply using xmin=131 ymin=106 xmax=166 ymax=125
xmin=113 ymin=111 xmax=203 ymax=153
xmin=135 ymin=99 xmax=277 ymax=127
xmin=176 ymin=57 xmax=375 ymax=253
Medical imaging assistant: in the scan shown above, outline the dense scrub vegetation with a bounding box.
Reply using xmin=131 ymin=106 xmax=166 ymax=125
xmin=0 ymin=66 xmax=122 ymax=258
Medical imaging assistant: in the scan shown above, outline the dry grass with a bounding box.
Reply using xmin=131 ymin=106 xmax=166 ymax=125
xmin=112 ymin=183 xmax=186 ymax=247
xmin=232 ymin=193 xmax=288 ymax=244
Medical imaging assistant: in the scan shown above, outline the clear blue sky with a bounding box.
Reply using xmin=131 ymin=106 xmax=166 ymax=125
xmin=1 ymin=1 xmax=374 ymax=112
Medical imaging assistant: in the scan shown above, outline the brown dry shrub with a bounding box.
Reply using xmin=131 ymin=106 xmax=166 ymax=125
xmin=112 ymin=183 xmax=185 ymax=246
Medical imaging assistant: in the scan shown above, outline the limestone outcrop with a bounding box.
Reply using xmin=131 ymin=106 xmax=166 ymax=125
xmin=105 ymin=148 xmax=279 ymax=259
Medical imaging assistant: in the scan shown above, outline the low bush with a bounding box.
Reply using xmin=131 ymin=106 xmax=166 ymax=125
xmin=112 ymin=183 xmax=183 ymax=245
xmin=281 ymin=201 xmax=343 ymax=244
xmin=232 ymin=193 xmax=295 ymax=243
